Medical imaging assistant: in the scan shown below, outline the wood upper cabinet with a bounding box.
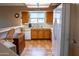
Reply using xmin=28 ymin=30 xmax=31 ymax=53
xmin=22 ymin=12 xmax=29 ymax=24
xmin=46 ymin=12 xmax=53 ymax=24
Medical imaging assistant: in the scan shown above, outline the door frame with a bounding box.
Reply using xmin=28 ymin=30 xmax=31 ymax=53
xmin=60 ymin=3 xmax=70 ymax=56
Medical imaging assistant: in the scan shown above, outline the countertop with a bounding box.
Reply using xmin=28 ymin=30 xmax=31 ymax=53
xmin=0 ymin=26 xmax=22 ymax=33
xmin=23 ymin=27 xmax=53 ymax=32
xmin=0 ymin=42 xmax=17 ymax=56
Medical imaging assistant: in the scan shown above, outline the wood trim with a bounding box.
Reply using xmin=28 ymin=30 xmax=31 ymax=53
xmin=49 ymin=3 xmax=61 ymax=9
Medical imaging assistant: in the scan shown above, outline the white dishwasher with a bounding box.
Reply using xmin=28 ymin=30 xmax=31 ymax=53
xmin=24 ymin=29 xmax=31 ymax=40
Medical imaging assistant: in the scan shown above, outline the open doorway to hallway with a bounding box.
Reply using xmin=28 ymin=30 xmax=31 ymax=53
xmin=21 ymin=4 xmax=63 ymax=56
xmin=0 ymin=3 xmax=69 ymax=56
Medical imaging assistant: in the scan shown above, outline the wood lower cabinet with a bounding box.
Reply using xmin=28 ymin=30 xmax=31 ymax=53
xmin=44 ymin=29 xmax=51 ymax=39
xmin=38 ymin=29 xmax=44 ymax=39
xmin=13 ymin=33 xmax=25 ymax=55
xmin=31 ymin=29 xmax=38 ymax=39
xmin=31 ymin=29 xmax=51 ymax=40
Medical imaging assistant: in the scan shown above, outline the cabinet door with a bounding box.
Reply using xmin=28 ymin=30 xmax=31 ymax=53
xmin=44 ymin=29 xmax=51 ymax=39
xmin=38 ymin=29 xmax=44 ymax=39
xmin=31 ymin=29 xmax=38 ymax=39
xmin=22 ymin=12 xmax=29 ymax=24
xmin=46 ymin=12 xmax=53 ymax=24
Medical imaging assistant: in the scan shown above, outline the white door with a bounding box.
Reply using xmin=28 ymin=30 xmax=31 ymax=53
xmin=52 ymin=4 xmax=62 ymax=56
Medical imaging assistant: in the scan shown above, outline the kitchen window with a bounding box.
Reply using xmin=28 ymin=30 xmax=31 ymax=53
xmin=29 ymin=11 xmax=45 ymax=23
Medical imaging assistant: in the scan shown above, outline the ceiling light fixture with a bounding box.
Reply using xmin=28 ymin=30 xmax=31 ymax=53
xmin=26 ymin=3 xmax=49 ymax=8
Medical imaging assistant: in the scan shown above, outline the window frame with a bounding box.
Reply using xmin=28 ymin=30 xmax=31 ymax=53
xmin=29 ymin=11 xmax=46 ymax=23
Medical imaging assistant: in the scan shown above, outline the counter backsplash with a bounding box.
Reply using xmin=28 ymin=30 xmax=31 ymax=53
xmin=23 ymin=23 xmax=53 ymax=29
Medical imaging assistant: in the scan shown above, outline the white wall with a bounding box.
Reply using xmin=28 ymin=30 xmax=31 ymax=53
xmin=0 ymin=6 xmax=25 ymax=28
xmin=0 ymin=6 xmax=25 ymax=39
xmin=60 ymin=4 xmax=70 ymax=56
xmin=53 ymin=4 xmax=71 ymax=56
xmin=74 ymin=4 xmax=79 ymax=42
xmin=69 ymin=4 xmax=77 ymax=55
xmin=69 ymin=4 xmax=79 ymax=55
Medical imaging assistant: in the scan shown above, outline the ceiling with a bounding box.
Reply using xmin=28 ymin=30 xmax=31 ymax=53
xmin=0 ymin=3 xmax=25 ymax=6
xmin=0 ymin=3 xmax=61 ymax=9
xmin=25 ymin=3 xmax=60 ymax=8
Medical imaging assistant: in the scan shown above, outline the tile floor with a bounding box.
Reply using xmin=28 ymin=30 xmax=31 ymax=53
xmin=21 ymin=40 xmax=53 ymax=56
